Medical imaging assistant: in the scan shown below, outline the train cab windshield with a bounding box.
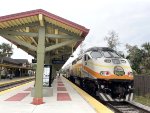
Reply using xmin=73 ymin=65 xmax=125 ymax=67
xmin=90 ymin=51 xmax=102 ymax=59
xmin=103 ymin=51 xmax=120 ymax=58
xmin=90 ymin=50 xmax=120 ymax=58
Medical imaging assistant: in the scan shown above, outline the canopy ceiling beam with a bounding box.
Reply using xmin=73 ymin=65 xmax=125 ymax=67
xmin=2 ymin=22 xmax=39 ymax=31
xmin=45 ymin=39 xmax=78 ymax=52
xmin=1 ymin=34 xmax=37 ymax=51
xmin=30 ymin=37 xmax=38 ymax=46
xmin=39 ymin=14 xmax=44 ymax=26
xmin=46 ymin=34 xmax=80 ymax=39
xmin=0 ymin=30 xmax=38 ymax=37
xmin=46 ymin=22 xmax=79 ymax=37
xmin=55 ymin=29 xmax=59 ymax=54
xmin=0 ymin=30 xmax=80 ymax=39
xmin=26 ymin=27 xmax=38 ymax=46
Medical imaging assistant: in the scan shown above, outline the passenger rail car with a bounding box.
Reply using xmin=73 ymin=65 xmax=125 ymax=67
xmin=66 ymin=47 xmax=134 ymax=101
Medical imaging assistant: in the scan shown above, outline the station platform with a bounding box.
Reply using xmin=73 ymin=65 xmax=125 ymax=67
xmin=0 ymin=76 xmax=113 ymax=113
xmin=0 ymin=76 xmax=34 ymax=86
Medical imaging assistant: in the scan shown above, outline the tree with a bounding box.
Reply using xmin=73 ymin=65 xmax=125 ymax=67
xmin=0 ymin=43 xmax=13 ymax=80
xmin=142 ymin=42 xmax=150 ymax=56
xmin=0 ymin=43 xmax=13 ymax=57
xmin=126 ymin=42 xmax=150 ymax=74
xmin=126 ymin=44 xmax=142 ymax=74
xmin=104 ymin=30 xmax=120 ymax=50
xmin=141 ymin=42 xmax=150 ymax=73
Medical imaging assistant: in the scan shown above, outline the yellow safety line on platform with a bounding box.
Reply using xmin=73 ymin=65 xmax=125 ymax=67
xmin=0 ymin=77 xmax=34 ymax=86
xmin=64 ymin=77 xmax=114 ymax=113
xmin=0 ymin=81 xmax=33 ymax=95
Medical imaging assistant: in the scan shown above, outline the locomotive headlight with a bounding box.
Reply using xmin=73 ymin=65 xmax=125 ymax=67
xmin=104 ymin=59 xmax=111 ymax=63
xmin=101 ymin=85 xmax=104 ymax=89
xmin=100 ymin=71 xmax=110 ymax=76
xmin=128 ymin=85 xmax=131 ymax=88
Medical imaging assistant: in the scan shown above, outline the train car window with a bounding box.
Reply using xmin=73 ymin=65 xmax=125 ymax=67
xmin=90 ymin=51 xmax=102 ymax=58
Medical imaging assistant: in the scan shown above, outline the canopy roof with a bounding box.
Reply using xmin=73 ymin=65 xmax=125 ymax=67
xmin=0 ymin=9 xmax=89 ymax=38
xmin=0 ymin=9 xmax=89 ymax=65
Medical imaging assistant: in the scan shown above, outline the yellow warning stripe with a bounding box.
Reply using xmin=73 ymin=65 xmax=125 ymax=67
xmin=72 ymin=63 xmax=133 ymax=80
xmin=0 ymin=81 xmax=33 ymax=95
xmin=83 ymin=65 xmax=133 ymax=80
xmin=0 ymin=77 xmax=35 ymax=86
xmin=64 ymin=77 xmax=114 ymax=113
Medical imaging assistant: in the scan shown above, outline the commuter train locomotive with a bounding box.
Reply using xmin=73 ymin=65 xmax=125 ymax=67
xmin=66 ymin=47 xmax=134 ymax=101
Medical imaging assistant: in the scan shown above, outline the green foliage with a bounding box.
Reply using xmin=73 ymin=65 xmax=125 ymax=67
xmin=141 ymin=42 xmax=150 ymax=72
xmin=126 ymin=42 xmax=150 ymax=74
xmin=0 ymin=43 xmax=13 ymax=57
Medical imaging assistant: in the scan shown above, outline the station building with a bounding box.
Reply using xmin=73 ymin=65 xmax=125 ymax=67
xmin=0 ymin=57 xmax=34 ymax=79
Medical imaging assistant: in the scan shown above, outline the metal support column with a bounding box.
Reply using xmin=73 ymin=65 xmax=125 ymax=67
xmin=32 ymin=26 xmax=45 ymax=105
xmin=52 ymin=65 xmax=57 ymax=79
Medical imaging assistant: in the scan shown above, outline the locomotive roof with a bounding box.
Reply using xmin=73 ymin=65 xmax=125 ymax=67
xmin=71 ymin=47 xmax=115 ymax=64
xmin=85 ymin=47 xmax=114 ymax=52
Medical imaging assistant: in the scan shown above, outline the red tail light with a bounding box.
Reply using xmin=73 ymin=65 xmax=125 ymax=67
xmin=106 ymin=71 xmax=109 ymax=75
xmin=128 ymin=72 xmax=133 ymax=76
xmin=100 ymin=71 xmax=110 ymax=76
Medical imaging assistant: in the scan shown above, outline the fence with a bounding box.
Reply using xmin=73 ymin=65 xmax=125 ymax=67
xmin=134 ymin=75 xmax=150 ymax=96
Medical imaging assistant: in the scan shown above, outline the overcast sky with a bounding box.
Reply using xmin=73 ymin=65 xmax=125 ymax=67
xmin=0 ymin=0 xmax=150 ymax=63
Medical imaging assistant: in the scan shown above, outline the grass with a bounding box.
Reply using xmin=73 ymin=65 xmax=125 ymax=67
xmin=134 ymin=94 xmax=150 ymax=107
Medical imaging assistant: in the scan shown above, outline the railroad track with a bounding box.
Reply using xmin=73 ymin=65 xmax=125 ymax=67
xmin=0 ymin=77 xmax=34 ymax=92
xmin=66 ymin=77 xmax=150 ymax=113
xmin=105 ymin=101 xmax=150 ymax=113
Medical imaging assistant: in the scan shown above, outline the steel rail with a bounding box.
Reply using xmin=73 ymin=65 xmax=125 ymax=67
xmin=105 ymin=101 xmax=150 ymax=113
xmin=0 ymin=77 xmax=34 ymax=92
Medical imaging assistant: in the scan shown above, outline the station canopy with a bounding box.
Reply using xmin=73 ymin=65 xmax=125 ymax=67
xmin=0 ymin=9 xmax=89 ymax=63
